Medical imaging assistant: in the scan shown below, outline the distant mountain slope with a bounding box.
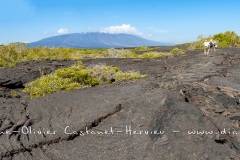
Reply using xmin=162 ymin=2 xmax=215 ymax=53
xmin=28 ymin=32 xmax=167 ymax=48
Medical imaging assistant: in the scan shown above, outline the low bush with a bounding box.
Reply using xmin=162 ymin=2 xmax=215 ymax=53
xmin=218 ymin=41 xmax=229 ymax=48
xmin=23 ymin=64 xmax=147 ymax=98
xmin=89 ymin=64 xmax=120 ymax=84
xmin=7 ymin=90 xmax=19 ymax=98
xmin=102 ymin=48 xmax=137 ymax=58
xmin=133 ymin=46 xmax=153 ymax=52
xmin=115 ymin=71 xmax=147 ymax=81
xmin=23 ymin=74 xmax=81 ymax=98
xmin=170 ymin=48 xmax=186 ymax=56
xmin=56 ymin=67 xmax=99 ymax=86
xmin=139 ymin=52 xmax=167 ymax=58
xmin=0 ymin=44 xmax=26 ymax=67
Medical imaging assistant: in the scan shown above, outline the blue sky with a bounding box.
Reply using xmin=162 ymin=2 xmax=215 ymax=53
xmin=0 ymin=0 xmax=240 ymax=44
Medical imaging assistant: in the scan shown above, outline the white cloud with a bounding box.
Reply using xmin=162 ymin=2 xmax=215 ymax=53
xmin=100 ymin=24 xmax=151 ymax=38
xmin=44 ymin=31 xmax=48 ymax=34
xmin=100 ymin=24 xmax=137 ymax=34
xmin=57 ymin=28 xmax=69 ymax=34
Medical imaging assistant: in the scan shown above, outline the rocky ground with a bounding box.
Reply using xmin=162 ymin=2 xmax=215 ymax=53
xmin=0 ymin=48 xmax=240 ymax=159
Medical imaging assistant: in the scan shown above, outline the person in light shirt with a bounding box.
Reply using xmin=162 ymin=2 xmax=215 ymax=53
xmin=209 ymin=39 xmax=214 ymax=52
xmin=203 ymin=40 xmax=210 ymax=56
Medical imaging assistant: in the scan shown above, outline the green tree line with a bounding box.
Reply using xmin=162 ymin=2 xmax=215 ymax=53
xmin=178 ymin=31 xmax=240 ymax=50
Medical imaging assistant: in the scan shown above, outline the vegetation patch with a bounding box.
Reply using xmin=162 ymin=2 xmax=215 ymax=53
xmin=170 ymin=48 xmax=186 ymax=56
xmin=177 ymin=31 xmax=240 ymax=50
xmin=132 ymin=46 xmax=154 ymax=52
xmin=139 ymin=51 xmax=167 ymax=58
xmin=0 ymin=44 xmax=166 ymax=67
xmin=22 ymin=74 xmax=81 ymax=98
xmin=23 ymin=64 xmax=147 ymax=98
xmin=102 ymin=48 xmax=137 ymax=58
xmin=1 ymin=42 xmax=189 ymax=68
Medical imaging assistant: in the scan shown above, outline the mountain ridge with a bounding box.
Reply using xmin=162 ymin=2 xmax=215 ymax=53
xmin=28 ymin=32 xmax=169 ymax=48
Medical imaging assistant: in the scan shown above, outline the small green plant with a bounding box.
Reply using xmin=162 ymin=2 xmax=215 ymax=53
xmin=7 ymin=90 xmax=19 ymax=98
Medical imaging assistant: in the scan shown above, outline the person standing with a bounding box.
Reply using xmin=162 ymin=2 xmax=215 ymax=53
xmin=209 ymin=39 xmax=214 ymax=52
xmin=203 ymin=40 xmax=210 ymax=56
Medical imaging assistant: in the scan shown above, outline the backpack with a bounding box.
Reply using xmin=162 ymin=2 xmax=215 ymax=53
xmin=209 ymin=41 xmax=213 ymax=47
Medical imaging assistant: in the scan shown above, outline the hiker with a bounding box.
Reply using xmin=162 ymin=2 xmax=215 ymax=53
xmin=203 ymin=40 xmax=209 ymax=56
xmin=209 ymin=39 xmax=214 ymax=52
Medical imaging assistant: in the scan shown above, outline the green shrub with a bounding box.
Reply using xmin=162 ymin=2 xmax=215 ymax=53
xmin=0 ymin=45 xmax=26 ymax=67
xmin=56 ymin=67 xmax=98 ymax=86
xmin=170 ymin=48 xmax=186 ymax=56
xmin=89 ymin=64 xmax=120 ymax=83
xmin=23 ymin=74 xmax=81 ymax=98
xmin=55 ymin=65 xmax=86 ymax=79
xmin=115 ymin=71 xmax=147 ymax=81
xmin=218 ymin=41 xmax=229 ymax=48
xmin=23 ymin=64 xmax=147 ymax=98
xmin=213 ymin=31 xmax=239 ymax=47
xmin=139 ymin=52 xmax=166 ymax=58
xmin=55 ymin=64 xmax=101 ymax=87
xmin=102 ymin=48 xmax=137 ymax=58
xmin=133 ymin=46 xmax=153 ymax=52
